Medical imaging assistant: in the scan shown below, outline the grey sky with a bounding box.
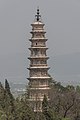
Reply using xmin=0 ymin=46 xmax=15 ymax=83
xmin=0 ymin=0 xmax=80 ymax=55
xmin=0 ymin=0 xmax=80 ymax=85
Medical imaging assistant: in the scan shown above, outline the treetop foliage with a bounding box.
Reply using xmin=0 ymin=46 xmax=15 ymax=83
xmin=0 ymin=79 xmax=80 ymax=120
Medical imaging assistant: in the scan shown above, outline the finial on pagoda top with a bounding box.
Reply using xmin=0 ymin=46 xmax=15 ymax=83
xmin=35 ymin=7 xmax=41 ymax=22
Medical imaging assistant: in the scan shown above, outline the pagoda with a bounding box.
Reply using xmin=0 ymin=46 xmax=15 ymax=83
xmin=27 ymin=8 xmax=51 ymax=112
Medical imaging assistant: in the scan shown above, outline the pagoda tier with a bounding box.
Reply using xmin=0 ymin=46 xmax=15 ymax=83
xmin=28 ymin=56 xmax=48 ymax=59
xmin=29 ymin=38 xmax=48 ymax=41
xmin=28 ymin=8 xmax=51 ymax=112
xmin=29 ymin=47 xmax=48 ymax=49
xmin=27 ymin=77 xmax=51 ymax=82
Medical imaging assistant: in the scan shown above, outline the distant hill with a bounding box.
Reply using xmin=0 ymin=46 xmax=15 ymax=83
xmin=0 ymin=52 xmax=80 ymax=86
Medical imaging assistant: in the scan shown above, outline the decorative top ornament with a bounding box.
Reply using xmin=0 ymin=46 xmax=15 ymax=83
xmin=35 ymin=8 xmax=41 ymax=22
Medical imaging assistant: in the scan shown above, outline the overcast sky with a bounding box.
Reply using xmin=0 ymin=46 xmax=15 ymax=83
xmin=0 ymin=0 xmax=80 ymax=85
xmin=0 ymin=0 xmax=80 ymax=56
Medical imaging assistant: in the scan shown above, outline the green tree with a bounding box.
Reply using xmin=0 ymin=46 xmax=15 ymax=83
xmin=4 ymin=79 xmax=15 ymax=119
xmin=42 ymin=95 xmax=48 ymax=113
xmin=42 ymin=95 xmax=56 ymax=120
xmin=0 ymin=82 xmax=5 ymax=109
xmin=76 ymin=86 xmax=80 ymax=93
xmin=14 ymin=98 xmax=35 ymax=120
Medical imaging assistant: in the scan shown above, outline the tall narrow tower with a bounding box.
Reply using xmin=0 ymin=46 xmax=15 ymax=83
xmin=28 ymin=8 xmax=51 ymax=112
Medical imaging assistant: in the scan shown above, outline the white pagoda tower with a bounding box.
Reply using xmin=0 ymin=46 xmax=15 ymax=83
xmin=27 ymin=8 xmax=51 ymax=112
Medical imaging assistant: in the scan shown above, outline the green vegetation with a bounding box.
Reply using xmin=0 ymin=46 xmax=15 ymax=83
xmin=0 ymin=79 xmax=80 ymax=120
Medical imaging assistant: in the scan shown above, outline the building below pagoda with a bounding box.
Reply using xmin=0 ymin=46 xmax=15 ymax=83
xmin=27 ymin=8 xmax=51 ymax=112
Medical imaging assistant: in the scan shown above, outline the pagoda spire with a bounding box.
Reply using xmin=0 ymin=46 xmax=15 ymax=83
xmin=28 ymin=8 xmax=51 ymax=112
xmin=35 ymin=7 xmax=41 ymax=21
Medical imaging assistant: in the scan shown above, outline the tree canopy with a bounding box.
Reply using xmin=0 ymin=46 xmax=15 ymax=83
xmin=0 ymin=79 xmax=80 ymax=120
